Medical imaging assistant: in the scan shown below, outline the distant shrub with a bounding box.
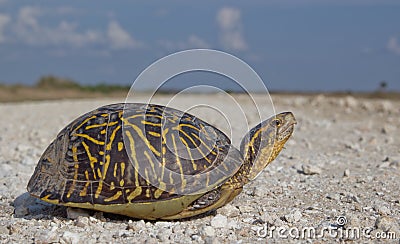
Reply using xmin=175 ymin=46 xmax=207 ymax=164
xmin=81 ymin=83 xmax=130 ymax=93
xmin=34 ymin=75 xmax=130 ymax=93
xmin=36 ymin=75 xmax=81 ymax=89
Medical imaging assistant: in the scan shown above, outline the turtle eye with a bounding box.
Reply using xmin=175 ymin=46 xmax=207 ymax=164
xmin=271 ymin=119 xmax=281 ymax=127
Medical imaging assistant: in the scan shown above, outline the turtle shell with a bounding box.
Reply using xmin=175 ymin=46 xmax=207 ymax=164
xmin=27 ymin=103 xmax=243 ymax=219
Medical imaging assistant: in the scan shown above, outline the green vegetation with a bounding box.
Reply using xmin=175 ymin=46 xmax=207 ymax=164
xmin=1 ymin=75 xmax=400 ymax=102
xmin=80 ymin=83 xmax=131 ymax=93
xmin=0 ymin=75 xmax=132 ymax=102
xmin=35 ymin=75 xmax=130 ymax=93
xmin=36 ymin=75 xmax=81 ymax=89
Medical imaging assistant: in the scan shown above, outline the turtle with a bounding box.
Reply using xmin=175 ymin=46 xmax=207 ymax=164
xmin=27 ymin=103 xmax=296 ymax=220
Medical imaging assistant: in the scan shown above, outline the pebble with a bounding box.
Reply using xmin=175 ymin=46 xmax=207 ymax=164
xmin=172 ymin=224 xmax=183 ymax=235
xmin=75 ymin=216 xmax=89 ymax=228
xmin=343 ymin=96 xmax=358 ymax=108
xmin=375 ymin=216 xmax=396 ymax=232
xmin=377 ymin=100 xmax=393 ymax=113
xmin=184 ymin=227 xmax=197 ymax=238
xmin=389 ymin=156 xmax=400 ymax=167
xmin=310 ymin=94 xmax=325 ymax=106
xmin=218 ymin=204 xmax=240 ymax=217
xmin=343 ymin=169 xmax=350 ymax=177
xmin=67 ymin=207 xmax=90 ymax=219
xmin=301 ymin=164 xmax=322 ymax=175
xmin=157 ymin=228 xmax=172 ymax=242
xmin=378 ymin=161 xmax=391 ymax=168
xmin=103 ymin=222 xmax=115 ymax=230
xmin=341 ymin=193 xmax=360 ymax=203
xmin=238 ymin=205 xmax=254 ymax=214
xmin=361 ymin=101 xmax=374 ymax=111
xmin=0 ymin=163 xmax=13 ymax=177
xmin=326 ymin=193 xmax=340 ymax=201
xmin=374 ymin=205 xmax=391 ymax=215
xmin=61 ymin=231 xmax=81 ymax=244
xmin=154 ymin=221 xmax=173 ymax=229
xmin=284 ymin=209 xmax=302 ymax=223
xmin=20 ymin=156 xmax=36 ymax=166
xmin=13 ymin=192 xmax=31 ymax=208
xmin=14 ymin=205 xmax=29 ymax=217
xmin=88 ymin=216 xmax=98 ymax=223
xmin=238 ymin=228 xmax=251 ymax=237
xmin=116 ymin=230 xmax=133 ymax=238
xmin=202 ymin=226 xmax=215 ymax=237
xmin=344 ymin=142 xmax=362 ymax=152
xmin=382 ymin=124 xmax=396 ymax=134
xmin=390 ymin=161 xmax=399 ymax=168
xmin=145 ymin=221 xmax=153 ymax=228
xmin=262 ymin=212 xmax=279 ymax=225
xmin=35 ymin=229 xmax=59 ymax=243
xmin=13 ymin=192 xmax=54 ymax=217
xmin=211 ymin=214 xmax=228 ymax=228
xmin=97 ymin=231 xmax=114 ymax=243
xmin=227 ymin=220 xmax=239 ymax=230
xmin=9 ymin=225 xmax=21 ymax=235
xmin=204 ymin=236 xmax=218 ymax=244
xmin=293 ymin=97 xmax=307 ymax=107
xmin=317 ymin=221 xmax=332 ymax=232
xmin=345 ymin=215 xmax=361 ymax=227
xmin=191 ymin=234 xmax=201 ymax=241
xmin=0 ymin=225 xmax=9 ymax=235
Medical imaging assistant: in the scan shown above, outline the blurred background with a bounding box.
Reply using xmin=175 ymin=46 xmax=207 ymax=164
xmin=0 ymin=0 xmax=399 ymax=101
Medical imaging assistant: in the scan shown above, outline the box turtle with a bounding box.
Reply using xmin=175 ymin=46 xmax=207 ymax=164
xmin=27 ymin=103 xmax=296 ymax=220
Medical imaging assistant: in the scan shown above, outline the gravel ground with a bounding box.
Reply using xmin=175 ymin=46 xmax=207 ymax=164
xmin=0 ymin=94 xmax=399 ymax=243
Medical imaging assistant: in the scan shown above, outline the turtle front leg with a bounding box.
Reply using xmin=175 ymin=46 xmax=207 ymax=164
xmin=161 ymin=185 xmax=242 ymax=220
xmin=189 ymin=189 xmax=221 ymax=210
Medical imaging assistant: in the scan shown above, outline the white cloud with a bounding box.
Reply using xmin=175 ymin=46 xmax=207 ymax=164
xmin=0 ymin=14 xmax=10 ymax=43
xmin=7 ymin=6 xmax=141 ymax=51
xmin=387 ymin=37 xmax=400 ymax=55
xmin=14 ymin=6 xmax=102 ymax=47
xmin=187 ymin=35 xmax=210 ymax=48
xmin=217 ymin=7 xmax=248 ymax=51
xmin=158 ymin=35 xmax=210 ymax=51
xmin=107 ymin=20 xmax=141 ymax=49
xmin=17 ymin=6 xmax=40 ymax=30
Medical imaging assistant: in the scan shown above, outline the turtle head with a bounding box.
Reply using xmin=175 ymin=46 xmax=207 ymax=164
xmin=240 ymin=112 xmax=296 ymax=181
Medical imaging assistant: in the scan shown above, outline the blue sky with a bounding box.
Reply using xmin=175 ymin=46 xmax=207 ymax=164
xmin=0 ymin=0 xmax=399 ymax=92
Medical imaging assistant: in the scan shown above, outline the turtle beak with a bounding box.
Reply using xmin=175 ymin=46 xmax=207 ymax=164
xmin=276 ymin=112 xmax=296 ymax=141
xmin=281 ymin=112 xmax=297 ymax=126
